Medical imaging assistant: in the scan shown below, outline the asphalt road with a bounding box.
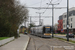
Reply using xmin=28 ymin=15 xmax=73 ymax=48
xmin=54 ymin=35 xmax=75 ymax=41
xmin=27 ymin=34 xmax=75 ymax=50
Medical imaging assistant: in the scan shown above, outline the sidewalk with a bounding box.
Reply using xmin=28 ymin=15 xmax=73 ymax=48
xmin=0 ymin=34 xmax=29 ymax=50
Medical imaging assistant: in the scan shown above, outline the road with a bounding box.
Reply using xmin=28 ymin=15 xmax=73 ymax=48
xmin=27 ymin=34 xmax=75 ymax=50
xmin=54 ymin=35 xmax=75 ymax=41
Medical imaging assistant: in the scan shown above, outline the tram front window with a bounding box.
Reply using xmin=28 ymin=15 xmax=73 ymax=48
xmin=45 ymin=28 xmax=50 ymax=33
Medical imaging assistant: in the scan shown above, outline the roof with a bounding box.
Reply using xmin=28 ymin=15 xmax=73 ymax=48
xmin=20 ymin=26 xmax=26 ymax=29
xmin=63 ymin=7 xmax=75 ymax=15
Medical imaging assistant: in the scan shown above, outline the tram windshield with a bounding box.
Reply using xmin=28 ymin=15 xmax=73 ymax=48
xmin=45 ymin=28 xmax=50 ymax=33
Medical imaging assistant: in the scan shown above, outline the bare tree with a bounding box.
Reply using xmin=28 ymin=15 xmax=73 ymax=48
xmin=0 ymin=0 xmax=29 ymax=37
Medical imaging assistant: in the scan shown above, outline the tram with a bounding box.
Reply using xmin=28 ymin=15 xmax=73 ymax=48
xmin=31 ymin=26 xmax=52 ymax=37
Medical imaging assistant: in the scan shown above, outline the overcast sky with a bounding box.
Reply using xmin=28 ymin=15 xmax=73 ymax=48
xmin=19 ymin=0 xmax=75 ymax=26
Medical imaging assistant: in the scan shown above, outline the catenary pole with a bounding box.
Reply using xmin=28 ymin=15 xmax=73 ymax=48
xmin=46 ymin=3 xmax=59 ymax=38
xmin=36 ymin=12 xmax=44 ymax=25
xmin=52 ymin=4 xmax=54 ymax=38
xmin=67 ymin=0 xmax=69 ymax=41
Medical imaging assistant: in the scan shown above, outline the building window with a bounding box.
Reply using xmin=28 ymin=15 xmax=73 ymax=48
xmin=71 ymin=13 xmax=73 ymax=16
xmin=64 ymin=15 xmax=66 ymax=18
xmin=64 ymin=25 xmax=65 ymax=28
xmin=63 ymin=20 xmax=65 ymax=23
xmin=71 ymin=23 xmax=72 ymax=28
xmin=69 ymin=24 xmax=70 ymax=27
xmin=71 ymin=18 xmax=72 ymax=21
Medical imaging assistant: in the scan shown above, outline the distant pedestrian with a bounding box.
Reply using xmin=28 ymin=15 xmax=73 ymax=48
xmin=17 ymin=29 xmax=20 ymax=37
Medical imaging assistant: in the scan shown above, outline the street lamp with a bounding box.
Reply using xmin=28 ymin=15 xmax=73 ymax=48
xmin=67 ymin=0 xmax=69 ymax=41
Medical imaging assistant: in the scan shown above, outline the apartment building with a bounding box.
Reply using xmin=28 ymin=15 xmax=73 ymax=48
xmin=63 ymin=7 xmax=75 ymax=33
xmin=57 ymin=15 xmax=64 ymax=33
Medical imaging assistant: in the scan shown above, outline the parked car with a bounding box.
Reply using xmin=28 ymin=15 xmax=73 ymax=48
xmin=24 ymin=32 xmax=27 ymax=35
xmin=66 ymin=33 xmax=74 ymax=38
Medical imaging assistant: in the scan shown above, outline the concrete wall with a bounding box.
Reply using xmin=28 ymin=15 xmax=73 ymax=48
xmin=0 ymin=37 xmax=14 ymax=46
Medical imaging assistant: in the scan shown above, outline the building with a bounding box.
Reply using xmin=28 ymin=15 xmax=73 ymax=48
xmin=63 ymin=7 xmax=75 ymax=33
xmin=19 ymin=26 xmax=26 ymax=33
xmin=57 ymin=15 xmax=64 ymax=33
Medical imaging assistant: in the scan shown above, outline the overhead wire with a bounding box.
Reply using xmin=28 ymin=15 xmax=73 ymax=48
xmin=42 ymin=0 xmax=62 ymax=16
xmin=40 ymin=0 xmax=42 ymax=8
xmin=53 ymin=0 xmax=62 ymax=4
xmin=39 ymin=0 xmax=42 ymax=11
xmin=43 ymin=5 xmax=49 ymax=14
xmin=52 ymin=0 xmax=62 ymax=8
xmin=28 ymin=0 xmax=45 ymax=6
xmin=50 ymin=0 xmax=53 ymax=3
xmin=45 ymin=0 xmax=62 ymax=18
xmin=42 ymin=0 xmax=52 ymax=16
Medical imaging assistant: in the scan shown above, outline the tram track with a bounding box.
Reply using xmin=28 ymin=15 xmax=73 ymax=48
xmin=45 ymin=38 xmax=75 ymax=50
xmin=37 ymin=38 xmax=51 ymax=50
xmin=33 ymin=38 xmax=68 ymax=50
xmin=45 ymin=38 xmax=66 ymax=50
xmin=32 ymin=37 xmax=51 ymax=50
xmin=27 ymin=35 xmax=75 ymax=50
xmin=31 ymin=36 xmax=66 ymax=50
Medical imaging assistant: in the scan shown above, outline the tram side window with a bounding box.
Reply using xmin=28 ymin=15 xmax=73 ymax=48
xmin=43 ymin=27 xmax=45 ymax=33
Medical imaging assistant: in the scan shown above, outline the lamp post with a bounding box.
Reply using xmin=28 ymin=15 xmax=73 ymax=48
xmin=67 ymin=0 xmax=69 ymax=41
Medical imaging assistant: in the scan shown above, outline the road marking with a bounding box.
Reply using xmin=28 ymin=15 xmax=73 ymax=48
xmin=23 ymin=36 xmax=29 ymax=50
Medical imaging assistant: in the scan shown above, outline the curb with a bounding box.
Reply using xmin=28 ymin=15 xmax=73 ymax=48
xmin=55 ymin=37 xmax=75 ymax=45
xmin=26 ymin=37 xmax=31 ymax=50
xmin=0 ymin=39 xmax=15 ymax=47
xmin=24 ymin=36 xmax=31 ymax=50
xmin=0 ymin=37 xmax=15 ymax=47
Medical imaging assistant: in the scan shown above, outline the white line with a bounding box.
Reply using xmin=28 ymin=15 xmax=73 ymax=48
xmin=23 ymin=36 xmax=30 ymax=50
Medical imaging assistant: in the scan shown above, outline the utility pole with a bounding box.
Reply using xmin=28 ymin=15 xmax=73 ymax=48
xmin=40 ymin=19 xmax=43 ymax=26
xmin=36 ymin=12 xmax=44 ymax=25
xmin=46 ymin=3 xmax=59 ymax=38
xmin=67 ymin=0 xmax=69 ymax=41
xmin=29 ymin=16 xmax=31 ymax=33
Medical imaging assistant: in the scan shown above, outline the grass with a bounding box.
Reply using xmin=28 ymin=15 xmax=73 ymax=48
xmin=0 ymin=37 xmax=10 ymax=40
xmin=0 ymin=39 xmax=15 ymax=47
xmin=54 ymin=33 xmax=66 ymax=35
xmin=55 ymin=37 xmax=75 ymax=43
